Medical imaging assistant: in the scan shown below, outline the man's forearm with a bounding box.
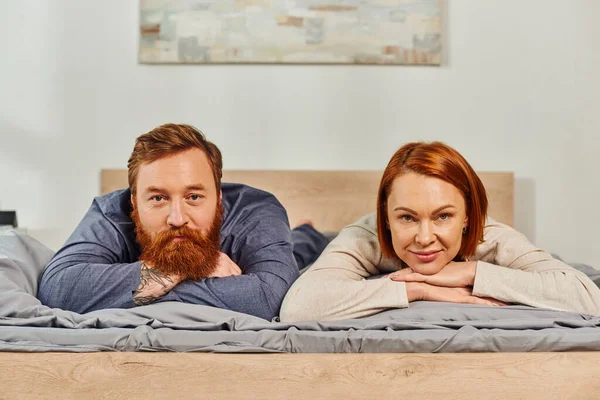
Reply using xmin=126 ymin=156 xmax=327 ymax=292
xmin=38 ymin=261 xmax=147 ymax=313
xmin=172 ymin=268 xmax=297 ymax=320
xmin=133 ymin=262 xmax=180 ymax=306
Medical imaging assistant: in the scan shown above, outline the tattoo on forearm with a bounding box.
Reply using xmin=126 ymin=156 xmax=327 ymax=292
xmin=133 ymin=262 xmax=176 ymax=306
xmin=132 ymin=295 xmax=160 ymax=306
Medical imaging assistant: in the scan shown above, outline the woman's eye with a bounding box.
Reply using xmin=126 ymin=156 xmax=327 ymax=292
xmin=400 ymin=215 xmax=414 ymax=222
xmin=438 ymin=213 xmax=451 ymax=221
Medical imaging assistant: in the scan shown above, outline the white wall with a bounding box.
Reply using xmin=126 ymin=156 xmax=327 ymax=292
xmin=1 ymin=0 xmax=599 ymax=266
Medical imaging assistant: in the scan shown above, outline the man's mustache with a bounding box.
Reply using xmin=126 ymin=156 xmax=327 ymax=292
xmin=154 ymin=226 xmax=207 ymax=244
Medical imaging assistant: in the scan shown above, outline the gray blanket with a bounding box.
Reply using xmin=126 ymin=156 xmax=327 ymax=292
xmin=1 ymin=229 xmax=600 ymax=353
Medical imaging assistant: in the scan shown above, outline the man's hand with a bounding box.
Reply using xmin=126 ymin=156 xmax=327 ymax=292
xmin=406 ymin=281 xmax=507 ymax=306
xmin=389 ymin=261 xmax=477 ymax=288
xmin=133 ymin=262 xmax=182 ymax=306
xmin=208 ymin=252 xmax=242 ymax=278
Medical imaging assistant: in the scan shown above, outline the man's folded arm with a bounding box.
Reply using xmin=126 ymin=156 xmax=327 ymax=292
xmin=172 ymin=216 xmax=299 ymax=320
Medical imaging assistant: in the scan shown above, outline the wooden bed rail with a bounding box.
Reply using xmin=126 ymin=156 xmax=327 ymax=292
xmin=1 ymin=352 xmax=598 ymax=399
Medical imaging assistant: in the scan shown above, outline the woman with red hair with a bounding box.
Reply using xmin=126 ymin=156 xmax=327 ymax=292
xmin=280 ymin=142 xmax=600 ymax=322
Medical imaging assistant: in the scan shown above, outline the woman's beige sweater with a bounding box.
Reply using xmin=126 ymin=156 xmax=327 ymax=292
xmin=280 ymin=213 xmax=600 ymax=321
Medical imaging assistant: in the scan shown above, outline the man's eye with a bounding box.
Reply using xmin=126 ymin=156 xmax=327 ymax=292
xmin=189 ymin=194 xmax=204 ymax=201
xmin=150 ymin=195 xmax=164 ymax=202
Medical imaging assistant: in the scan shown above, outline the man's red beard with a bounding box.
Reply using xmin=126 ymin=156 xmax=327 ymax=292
xmin=131 ymin=204 xmax=223 ymax=280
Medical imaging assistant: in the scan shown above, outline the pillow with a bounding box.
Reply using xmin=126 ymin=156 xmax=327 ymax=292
xmin=0 ymin=229 xmax=54 ymax=313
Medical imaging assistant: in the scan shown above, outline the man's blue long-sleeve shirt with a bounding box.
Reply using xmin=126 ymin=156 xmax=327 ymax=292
xmin=37 ymin=183 xmax=303 ymax=320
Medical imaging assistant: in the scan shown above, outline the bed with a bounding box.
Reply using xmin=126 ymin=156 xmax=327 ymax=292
xmin=1 ymin=170 xmax=599 ymax=399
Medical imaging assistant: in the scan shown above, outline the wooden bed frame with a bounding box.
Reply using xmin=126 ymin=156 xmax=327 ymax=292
xmin=3 ymin=170 xmax=599 ymax=399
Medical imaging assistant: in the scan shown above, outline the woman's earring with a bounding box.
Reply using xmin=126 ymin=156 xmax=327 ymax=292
xmin=462 ymin=226 xmax=467 ymax=235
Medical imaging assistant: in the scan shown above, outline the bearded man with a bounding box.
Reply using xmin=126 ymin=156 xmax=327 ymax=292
xmin=37 ymin=124 xmax=328 ymax=320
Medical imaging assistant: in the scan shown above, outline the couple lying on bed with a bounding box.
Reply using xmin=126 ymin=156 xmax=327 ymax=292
xmin=37 ymin=123 xmax=600 ymax=321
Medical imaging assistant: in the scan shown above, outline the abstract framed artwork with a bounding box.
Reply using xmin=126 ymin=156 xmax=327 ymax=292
xmin=139 ymin=0 xmax=442 ymax=65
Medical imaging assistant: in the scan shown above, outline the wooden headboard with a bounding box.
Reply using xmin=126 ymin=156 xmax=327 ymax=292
xmin=101 ymin=169 xmax=514 ymax=231
xmin=101 ymin=170 xmax=514 ymax=229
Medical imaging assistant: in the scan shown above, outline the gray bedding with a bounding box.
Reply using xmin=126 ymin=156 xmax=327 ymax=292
xmin=1 ymin=229 xmax=600 ymax=353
